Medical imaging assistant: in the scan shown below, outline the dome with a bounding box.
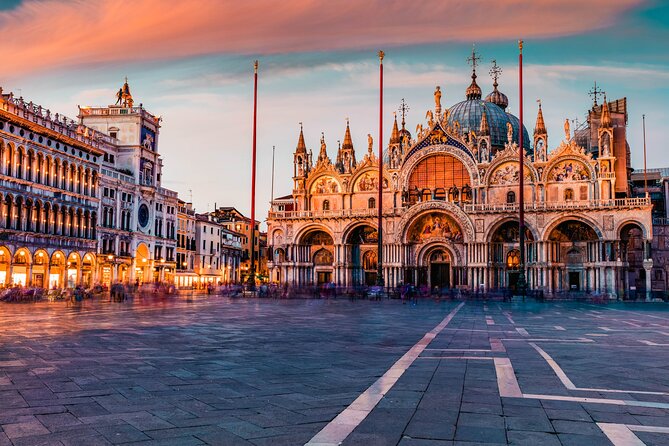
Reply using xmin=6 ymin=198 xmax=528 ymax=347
xmin=447 ymin=99 xmax=531 ymax=150
xmin=485 ymin=89 xmax=508 ymax=110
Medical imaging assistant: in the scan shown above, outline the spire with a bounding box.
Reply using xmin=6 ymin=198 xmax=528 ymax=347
xmin=342 ymin=118 xmax=354 ymax=150
xmin=600 ymin=96 xmax=612 ymax=128
xmin=534 ymin=101 xmax=546 ymax=135
xmin=390 ymin=113 xmax=400 ymax=144
xmin=466 ymin=45 xmax=482 ymax=100
xmin=479 ymin=110 xmax=490 ymax=135
xmin=296 ymin=122 xmax=306 ymax=153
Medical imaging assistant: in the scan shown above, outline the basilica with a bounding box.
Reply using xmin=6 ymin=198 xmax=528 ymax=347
xmin=267 ymin=61 xmax=653 ymax=298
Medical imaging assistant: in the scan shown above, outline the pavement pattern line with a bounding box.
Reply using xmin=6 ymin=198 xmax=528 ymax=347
xmin=493 ymin=349 xmax=669 ymax=410
xmin=597 ymin=423 xmax=669 ymax=446
xmin=530 ymin=342 xmax=669 ymax=396
xmin=305 ymin=302 xmax=465 ymax=446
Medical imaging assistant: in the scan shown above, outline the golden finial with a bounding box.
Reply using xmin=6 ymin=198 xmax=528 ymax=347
xmin=537 ymin=99 xmax=541 ymax=108
xmin=378 ymin=50 xmax=385 ymax=63
xmin=254 ymin=60 xmax=259 ymax=73
xmin=519 ymin=40 xmax=523 ymax=53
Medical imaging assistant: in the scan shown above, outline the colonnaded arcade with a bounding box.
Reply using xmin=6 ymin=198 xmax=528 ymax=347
xmin=267 ymin=59 xmax=653 ymax=297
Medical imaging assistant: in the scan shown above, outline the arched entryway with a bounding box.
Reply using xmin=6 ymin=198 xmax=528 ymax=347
xmin=50 ymin=251 xmax=65 ymax=288
xmin=489 ymin=220 xmax=535 ymax=291
xmin=619 ymin=222 xmax=647 ymax=298
xmin=345 ymin=225 xmax=378 ymax=286
xmin=33 ymin=250 xmax=49 ymax=288
xmin=298 ymin=228 xmax=334 ymax=285
xmin=12 ymin=248 xmax=31 ymax=286
xmin=135 ymin=243 xmax=151 ymax=285
xmin=547 ymin=220 xmax=599 ymax=293
xmin=66 ymin=252 xmax=80 ymax=288
xmin=0 ymin=246 xmax=11 ymax=286
xmin=424 ymin=247 xmax=452 ymax=289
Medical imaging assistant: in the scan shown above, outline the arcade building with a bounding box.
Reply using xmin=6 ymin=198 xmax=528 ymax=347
xmin=267 ymin=60 xmax=653 ymax=298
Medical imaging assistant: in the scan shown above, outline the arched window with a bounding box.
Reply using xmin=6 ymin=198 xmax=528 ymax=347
xmin=322 ymin=200 xmax=330 ymax=211
xmin=506 ymin=250 xmax=520 ymax=270
xmin=368 ymin=197 xmax=376 ymax=209
xmin=506 ymin=191 xmax=516 ymax=204
xmin=564 ymin=188 xmax=574 ymax=201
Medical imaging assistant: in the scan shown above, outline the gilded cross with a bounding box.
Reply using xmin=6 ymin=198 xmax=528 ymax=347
xmin=588 ymin=81 xmax=605 ymax=106
xmin=489 ymin=59 xmax=502 ymax=84
xmin=467 ymin=45 xmax=481 ymax=73
xmin=398 ymin=98 xmax=410 ymax=126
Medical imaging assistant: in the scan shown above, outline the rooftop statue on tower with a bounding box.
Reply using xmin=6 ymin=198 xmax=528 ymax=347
xmin=434 ymin=86 xmax=442 ymax=111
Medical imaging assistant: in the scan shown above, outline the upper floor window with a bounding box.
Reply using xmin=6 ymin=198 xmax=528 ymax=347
xmin=564 ymin=188 xmax=574 ymax=201
xmin=368 ymin=197 xmax=376 ymax=209
xmin=323 ymin=200 xmax=330 ymax=211
xmin=506 ymin=191 xmax=516 ymax=204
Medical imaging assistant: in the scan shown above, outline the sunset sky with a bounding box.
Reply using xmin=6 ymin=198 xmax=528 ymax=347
xmin=1 ymin=0 xmax=667 ymax=224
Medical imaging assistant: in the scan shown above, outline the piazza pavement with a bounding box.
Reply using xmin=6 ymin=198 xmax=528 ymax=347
xmin=0 ymin=295 xmax=669 ymax=445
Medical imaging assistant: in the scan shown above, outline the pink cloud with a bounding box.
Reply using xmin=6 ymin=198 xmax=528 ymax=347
xmin=0 ymin=0 xmax=643 ymax=76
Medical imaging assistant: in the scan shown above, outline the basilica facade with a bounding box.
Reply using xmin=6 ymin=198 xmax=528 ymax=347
xmin=267 ymin=66 xmax=653 ymax=297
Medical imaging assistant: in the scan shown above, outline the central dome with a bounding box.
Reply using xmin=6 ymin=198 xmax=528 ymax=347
xmin=447 ymin=99 xmax=530 ymax=150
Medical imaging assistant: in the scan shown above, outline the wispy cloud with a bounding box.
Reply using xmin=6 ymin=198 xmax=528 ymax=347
xmin=0 ymin=0 xmax=643 ymax=77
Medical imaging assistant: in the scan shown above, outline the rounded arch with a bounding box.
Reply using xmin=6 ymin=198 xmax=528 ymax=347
xmin=405 ymin=210 xmax=464 ymax=244
xmin=342 ymin=220 xmax=377 ymax=245
xmin=350 ymin=167 xmax=391 ymax=193
xmin=484 ymin=158 xmax=538 ymax=186
xmin=398 ymin=201 xmax=475 ymax=244
xmin=417 ymin=242 xmax=460 ymax=266
xmin=544 ymin=156 xmax=596 ymax=183
xmin=546 ymin=218 xmax=601 ymax=242
xmin=541 ymin=214 xmax=603 ymax=241
xmin=13 ymin=248 xmax=32 ymax=264
xmin=51 ymin=250 xmax=66 ymax=264
xmin=135 ymin=242 xmax=151 ymax=263
xmin=313 ymin=248 xmax=334 ymax=265
xmin=295 ymin=225 xmax=335 ymax=245
xmin=486 ymin=217 xmax=539 ymax=243
xmin=271 ymin=228 xmax=284 ymax=246
xmin=617 ymin=219 xmax=649 ymax=240
xmin=399 ymin=144 xmax=480 ymax=190
xmin=33 ymin=249 xmax=49 ymax=265
xmin=82 ymin=252 xmax=96 ymax=268
xmin=0 ymin=245 xmax=13 ymax=260
xmin=306 ymin=173 xmax=343 ymax=195
xmin=66 ymin=251 xmax=81 ymax=264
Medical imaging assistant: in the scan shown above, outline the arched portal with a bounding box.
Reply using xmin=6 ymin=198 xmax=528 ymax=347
xmin=0 ymin=247 xmax=11 ymax=286
xmin=82 ymin=253 xmax=95 ymax=288
xmin=489 ymin=220 xmax=535 ymax=291
xmin=66 ymin=252 xmax=80 ymax=288
xmin=33 ymin=250 xmax=49 ymax=288
xmin=12 ymin=248 xmax=31 ymax=286
xmin=424 ymin=246 xmax=452 ymax=289
xmin=548 ymin=220 xmax=599 ymax=293
xmin=345 ymin=225 xmax=378 ymax=286
xmin=298 ymin=229 xmax=334 ymax=285
xmin=135 ymin=243 xmax=151 ymax=285
xmin=50 ymin=251 xmax=65 ymax=288
xmin=619 ymin=222 xmax=647 ymax=298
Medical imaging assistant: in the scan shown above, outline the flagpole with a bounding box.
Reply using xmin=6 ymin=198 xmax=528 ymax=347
xmin=377 ymin=50 xmax=385 ymax=288
xmin=643 ymin=114 xmax=648 ymax=197
xmin=518 ymin=40 xmax=527 ymax=298
xmin=248 ymin=60 xmax=259 ymax=290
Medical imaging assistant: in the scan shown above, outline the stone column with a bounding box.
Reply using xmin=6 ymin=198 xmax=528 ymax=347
xmin=644 ymin=259 xmax=653 ymax=301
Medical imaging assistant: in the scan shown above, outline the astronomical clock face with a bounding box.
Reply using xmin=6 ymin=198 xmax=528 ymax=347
xmin=138 ymin=203 xmax=150 ymax=229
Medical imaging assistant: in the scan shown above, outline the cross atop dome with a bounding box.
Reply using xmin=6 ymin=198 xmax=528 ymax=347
xmin=465 ymin=45 xmax=482 ymax=100
xmin=489 ymin=60 xmax=502 ymax=87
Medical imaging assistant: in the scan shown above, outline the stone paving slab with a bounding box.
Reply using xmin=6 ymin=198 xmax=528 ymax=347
xmin=1 ymin=297 xmax=669 ymax=445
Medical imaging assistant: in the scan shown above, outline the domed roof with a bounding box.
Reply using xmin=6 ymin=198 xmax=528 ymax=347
xmin=485 ymin=89 xmax=508 ymax=110
xmin=447 ymin=99 xmax=511 ymax=147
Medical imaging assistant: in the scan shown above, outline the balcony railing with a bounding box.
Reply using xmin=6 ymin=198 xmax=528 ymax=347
xmin=268 ymin=207 xmax=403 ymax=219
xmin=268 ymin=197 xmax=651 ymax=220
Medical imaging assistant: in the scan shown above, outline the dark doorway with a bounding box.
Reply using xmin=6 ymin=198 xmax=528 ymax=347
xmin=508 ymin=271 xmax=520 ymax=291
xmin=317 ymin=271 xmax=331 ymax=285
xmin=364 ymin=272 xmax=377 ymax=286
xmin=568 ymin=272 xmax=580 ymax=291
xmin=430 ymin=263 xmax=450 ymax=288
